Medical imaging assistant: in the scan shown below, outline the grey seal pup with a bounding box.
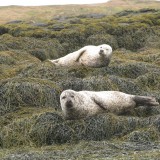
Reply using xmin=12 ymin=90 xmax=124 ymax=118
xmin=60 ymin=89 xmax=159 ymax=120
xmin=49 ymin=44 xmax=112 ymax=68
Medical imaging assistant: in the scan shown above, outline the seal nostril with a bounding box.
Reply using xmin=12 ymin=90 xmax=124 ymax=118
xmin=99 ymin=49 xmax=104 ymax=55
xmin=66 ymin=100 xmax=73 ymax=108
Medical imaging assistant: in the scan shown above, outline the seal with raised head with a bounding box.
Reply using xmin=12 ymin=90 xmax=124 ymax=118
xmin=60 ymin=89 xmax=159 ymax=120
xmin=49 ymin=44 xmax=112 ymax=68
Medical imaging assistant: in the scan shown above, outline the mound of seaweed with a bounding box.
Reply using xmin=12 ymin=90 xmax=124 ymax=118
xmin=0 ymin=78 xmax=61 ymax=115
xmin=2 ymin=140 xmax=160 ymax=160
xmin=0 ymin=50 xmax=40 ymax=79
xmin=0 ymin=9 xmax=160 ymax=52
xmin=1 ymin=111 xmax=159 ymax=149
xmin=0 ymin=8 xmax=160 ymax=160
xmin=0 ymin=34 xmax=64 ymax=60
xmin=29 ymin=113 xmax=160 ymax=146
xmin=1 ymin=112 xmax=159 ymax=151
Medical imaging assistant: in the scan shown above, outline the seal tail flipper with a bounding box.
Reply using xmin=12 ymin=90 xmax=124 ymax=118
xmin=133 ymin=96 xmax=159 ymax=107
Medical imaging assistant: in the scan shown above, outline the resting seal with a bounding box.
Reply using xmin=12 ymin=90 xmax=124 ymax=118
xmin=60 ymin=90 xmax=159 ymax=120
xmin=49 ymin=44 xmax=112 ymax=68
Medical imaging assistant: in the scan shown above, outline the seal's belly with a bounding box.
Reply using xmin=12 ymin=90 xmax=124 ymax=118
xmin=80 ymin=55 xmax=107 ymax=67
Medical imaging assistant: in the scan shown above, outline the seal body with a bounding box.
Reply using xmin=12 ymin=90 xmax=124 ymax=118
xmin=49 ymin=44 xmax=112 ymax=68
xmin=60 ymin=90 xmax=159 ymax=120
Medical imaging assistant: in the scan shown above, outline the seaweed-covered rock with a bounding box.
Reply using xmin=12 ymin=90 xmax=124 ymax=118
xmin=2 ymin=140 xmax=160 ymax=160
xmin=29 ymin=113 xmax=160 ymax=147
xmin=81 ymin=115 xmax=141 ymax=141
xmin=32 ymin=22 xmax=48 ymax=27
xmin=109 ymin=75 xmax=141 ymax=94
xmin=0 ymin=50 xmax=40 ymax=80
xmin=35 ymin=112 xmax=63 ymax=124
xmin=29 ymin=112 xmax=73 ymax=146
xmin=107 ymin=62 xmax=149 ymax=79
xmin=0 ymin=34 xmax=64 ymax=60
xmin=126 ymin=128 xmax=159 ymax=143
xmin=0 ymin=26 xmax=9 ymax=35
xmin=18 ymin=62 xmax=91 ymax=81
xmin=136 ymin=71 xmax=160 ymax=91
xmin=0 ymin=78 xmax=61 ymax=115
xmin=18 ymin=63 xmax=118 ymax=91
xmin=86 ymin=34 xmax=118 ymax=49
xmin=153 ymin=116 xmax=160 ymax=131
xmin=78 ymin=13 xmax=106 ymax=19
xmin=59 ymin=75 xmax=118 ymax=91
xmin=0 ymin=50 xmax=39 ymax=65
xmin=0 ymin=117 xmax=34 ymax=148
xmin=6 ymin=20 xmax=23 ymax=24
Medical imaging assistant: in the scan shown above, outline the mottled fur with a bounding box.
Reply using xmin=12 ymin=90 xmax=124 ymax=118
xmin=60 ymin=90 xmax=159 ymax=120
xmin=49 ymin=44 xmax=112 ymax=68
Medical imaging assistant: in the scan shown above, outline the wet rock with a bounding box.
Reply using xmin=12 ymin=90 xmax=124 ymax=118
xmin=78 ymin=13 xmax=106 ymax=19
xmin=32 ymin=22 xmax=48 ymax=27
xmin=6 ymin=20 xmax=23 ymax=24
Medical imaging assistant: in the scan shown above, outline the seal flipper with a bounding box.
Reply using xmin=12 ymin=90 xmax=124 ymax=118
xmin=91 ymin=97 xmax=107 ymax=110
xmin=48 ymin=59 xmax=60 ymax=66
xmin=75 ymin=49 xmax=86 ymax=62
xmin=133 ymin=96 xmax=159 ymax=107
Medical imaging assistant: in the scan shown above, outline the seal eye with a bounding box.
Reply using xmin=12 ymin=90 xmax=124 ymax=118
xmin=62 ymin=96 xmax=66 ymax=99
xmin=106 ymin=48 xmax=109 ymax=51
xmin=71 ymin=95 xmax=74 ymax=98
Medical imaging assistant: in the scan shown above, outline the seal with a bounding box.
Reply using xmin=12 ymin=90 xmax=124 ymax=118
xmin=60 ymin=89 xmax=159 ymax=120
xmin=49 ymin=44 xmax=112 ymax=68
